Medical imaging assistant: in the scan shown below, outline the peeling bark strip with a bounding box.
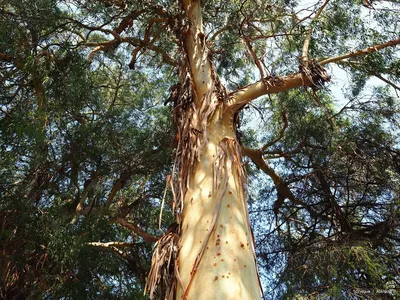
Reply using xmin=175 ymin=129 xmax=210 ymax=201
xmin=145 ymin=229 xmax=181 ymax=300
xmin=166 ymin=0 xmax=227 ymax=223
xmin=299 ymin=60 xmax=331 ymax=88
xmin=169 ymin=47 xmax=223 ymax=223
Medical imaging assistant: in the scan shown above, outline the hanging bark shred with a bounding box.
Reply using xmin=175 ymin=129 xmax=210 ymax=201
xmin=299 ymin=60 xmax=331 ymax=88
xmin=145 ymin=224 xmax=181 ymax=300
xmin=166 ymin=12 xmax=227 ymax=223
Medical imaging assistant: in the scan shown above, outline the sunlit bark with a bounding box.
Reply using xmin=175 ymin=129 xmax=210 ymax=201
xmin=176 ymin=105 xmax=261 ymax=299
xmin=176 ymin=1 xmax=262 ymax=299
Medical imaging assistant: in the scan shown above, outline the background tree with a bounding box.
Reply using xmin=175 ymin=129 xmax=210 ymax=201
xmin=0 ymin=0 xmax=399 ymax=299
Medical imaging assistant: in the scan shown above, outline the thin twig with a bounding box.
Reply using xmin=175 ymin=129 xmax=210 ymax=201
xmin=260 ymin=109 xmax=289 ymax=152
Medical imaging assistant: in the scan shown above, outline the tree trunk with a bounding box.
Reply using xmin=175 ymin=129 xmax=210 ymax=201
xmin=174 ymin=1 xmax=262 ymax=299
xmin=176 ymin=106 xmax=261 ymax=299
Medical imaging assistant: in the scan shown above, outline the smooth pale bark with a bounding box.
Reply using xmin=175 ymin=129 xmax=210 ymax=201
xmin=182 ymin=0 xmax=212 ymax=103
xmin=176 ymin=1 xmax=261 ymax=299
xmin=176 ymin=105 xmax=260 ymax=300
xmin=228 ymin=73 xmax=309 ymax=108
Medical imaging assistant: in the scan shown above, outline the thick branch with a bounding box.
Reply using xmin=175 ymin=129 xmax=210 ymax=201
xmin=113 ymin=10 xmax=144 ymax=35
xmin=114 ymin=217 xmax=160 ymax=243
xmin=228 ymin=73 xmax=309 ymax=110
xmin=229 ymin=37 xmax=400 ymax=110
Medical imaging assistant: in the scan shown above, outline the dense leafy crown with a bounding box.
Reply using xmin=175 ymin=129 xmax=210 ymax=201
xmin=1 ymin=0 xmax=399 ymax=299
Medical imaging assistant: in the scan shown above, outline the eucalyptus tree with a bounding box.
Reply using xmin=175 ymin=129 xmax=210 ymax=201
xmin=1 ymin=0 xmax=399 ymax=299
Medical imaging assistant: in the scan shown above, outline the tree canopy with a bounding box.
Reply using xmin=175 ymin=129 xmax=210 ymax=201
xmin=1 ymin=0 xmax=399 ymax=299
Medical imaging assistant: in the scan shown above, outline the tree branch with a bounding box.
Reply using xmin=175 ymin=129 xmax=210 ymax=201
xmin=336 ymin=59 xmax=400 ymax=95
xmin=128 ymin=19 xmax=169 ymax=69
xmin=313 ymin=167 xmax=353 ymax=232
xmin=242 ymin=147 xmax=309 ymax=214
xmin=228 ymin=37 xmax=400 ymax=110
xmin=319 ymin=36 xmax=400 ymax=66
xmin=85 ymin=37 xmax=177 ymax=66
xmin=95 ymin=0 xmax=127 ymax=9
xmin=301 ymin=0 xmax=330 ymax=62
xmin=371 ymin=72 xmax=400 ymax=91
xmin=113 ymin=10 xmax=145 ymax=35
xmin=242 ymin=36 xmax=265 ymax=80
xmin=87 ymin=241 xmax=134 ymax=248
xmin=260 ymin=110 xmax=289 ymax=152
xmin=105 ymin=171 xmax=131 ymax=209
xmin=87 ymin=241 xmax=132 ymax=262
xmin=68 ymin=17 xmax=115 ymax=37
xmin=72 ymin=9 xmax=176 ymax=66
xmin=75 ymin=172 xmax=99 ymax=214
xmin=0 ymin=52 xmax=13 ymax=62
xmin=88 ymin=239 xmax=148 ymax=286
xmin=114 ymin=217 xmax=160 ymax=243
xmin=209 ymin=25 xmax=233 ymax=41
xmin=228 ymin=73 xmax=309 ymax=110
